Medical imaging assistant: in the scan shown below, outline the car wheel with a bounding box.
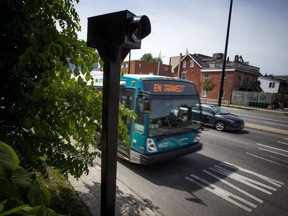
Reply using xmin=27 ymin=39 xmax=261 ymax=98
xmin=215 ymin=121 xmax=225 ymax=131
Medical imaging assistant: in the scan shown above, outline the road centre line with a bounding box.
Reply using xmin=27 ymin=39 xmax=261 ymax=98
xmin=256 ymin=143 xmax=288 ymax=153
xmin=204 ymin=169 xmax=263 ymax=203
xmin=259 ymin=148 xmax=288 ymax=158
xmin=221 ymin=162 xmax=284 ymax=187
xmin=246 ymin=152 xmax=288 ymax=168
xmin=185 ymin=175 xmax=254 ymax=212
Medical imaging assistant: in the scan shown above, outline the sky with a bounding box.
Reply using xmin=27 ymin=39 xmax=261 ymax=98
xmin=75 ymin=0 xmax=288 ymax=75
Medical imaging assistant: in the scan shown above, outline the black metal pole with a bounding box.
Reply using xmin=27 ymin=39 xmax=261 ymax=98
xmin=101 ymin=62 xmax=121 ymax=216
xmin=128 ymin=51 xmax=131 ymax=74
xmin=218 ymin=0 xmax=233 ymax=107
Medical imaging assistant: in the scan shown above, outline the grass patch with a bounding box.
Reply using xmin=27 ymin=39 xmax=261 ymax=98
xmin=37 ymin=167 xmax=93 ymax=216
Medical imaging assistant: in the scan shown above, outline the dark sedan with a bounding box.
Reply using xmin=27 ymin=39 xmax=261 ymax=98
xmin=201 ymin=104 xmax=244 ymax=131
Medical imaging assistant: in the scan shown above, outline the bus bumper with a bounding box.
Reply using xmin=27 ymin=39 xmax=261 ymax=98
xmin=134 ymin=142 xmax=202 ymax=165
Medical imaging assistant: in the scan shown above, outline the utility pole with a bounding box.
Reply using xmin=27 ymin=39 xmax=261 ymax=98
xmin=128 ymin=51 xmax=131 ymax=74
xmin=218 ymin=0 xmax=233 ymax=107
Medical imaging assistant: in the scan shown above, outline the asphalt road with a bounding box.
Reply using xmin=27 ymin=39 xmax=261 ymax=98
xmin=225 ymin=107 xmax=288 ymax=131
xmin=116 ymin=124 xmax=288 ymax=216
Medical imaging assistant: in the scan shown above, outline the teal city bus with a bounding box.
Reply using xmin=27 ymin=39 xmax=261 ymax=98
xmin=114 ymin=74 xmax=202 ymax=165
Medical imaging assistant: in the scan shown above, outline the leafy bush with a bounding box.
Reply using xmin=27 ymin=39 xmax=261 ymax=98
xmin=0 ymin=140 xmax=61 ymax=215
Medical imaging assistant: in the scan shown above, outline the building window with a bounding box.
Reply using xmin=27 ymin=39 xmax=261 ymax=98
xmin=125 ymin=64 xmax=128 ymax=68
xmin=269 ymin=82 xmax=275 ymax=88
xmin=181 ymin=72 xmax=186 ymax=79
xmin=204 ymin=73 xmax=209 ymax=79
xmin=220 ymin=74 xmax=227 ymax=79
xmin=190 ymin=61 xmax=194 ymax=68
xmin=202 ymin=89 xmax=207 ymax=97
xmin=165 ymin=67 xmax=169 ymax=72
xmin=218 ymin=90 xmax=225 ymax=99
xmin=209 ymin=63 xmax=215 ymax=68
xmin=139 ymin=63 xmax=142 ymax=68
xmin=182 ymin=60 xmax=186 ymax=68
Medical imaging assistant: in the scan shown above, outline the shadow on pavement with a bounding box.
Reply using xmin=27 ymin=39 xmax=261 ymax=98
xmin=117 ymin=153 xmax=239 ymax=207
xmin=77 ymin=180 xmax=159 ymax=216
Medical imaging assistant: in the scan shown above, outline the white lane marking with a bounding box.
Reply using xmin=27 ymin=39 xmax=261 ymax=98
xmin=246 ymin=152 xmax=288 ymax=168
xmin=222 ymin=162 xmax=284 ymax=187
xmin=204 ymin=169 xmax=263 ymax=203
xmin=186 ymin=162 xmax=284 ymax=213
xmin=238 ymin=113 xmax=288 ymax=124
xmin=267 ymin=155 xmax=288 ymax=164
xmin=262 ymin=121 xmax=288 ymax=127
xmin=259 ymin=148 xmax=288 ymax=158
xmin=185 ymin=174 xmax=253 ymax=212
xmin=212 ymin=165 xmax=275 ymax=194
xmin=277 ymin=141 xmax=288 ymax=146
xmin=257 ymin=143 xmax=288 ymax=153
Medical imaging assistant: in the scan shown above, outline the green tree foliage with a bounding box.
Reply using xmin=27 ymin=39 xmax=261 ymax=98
xmin=202 ymin=78 xmax=216 ymax=92
xmin=140 ymin=53 xmax=163 ymax=64
xmin=0 ymin=0 xmax=131 ymax=178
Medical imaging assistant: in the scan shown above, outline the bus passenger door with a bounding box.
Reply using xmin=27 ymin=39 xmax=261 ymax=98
xmin=130 ymin=95 xmax=147 ymax=155
xmin=118 ymin=89 xmax=135 ymax=159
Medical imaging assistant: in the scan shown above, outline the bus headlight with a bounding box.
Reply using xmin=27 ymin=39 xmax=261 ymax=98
xmin=194 ymin=135 xmax=200 ymax=143
xmin=146 ymin=138 xmax=158 ymax=153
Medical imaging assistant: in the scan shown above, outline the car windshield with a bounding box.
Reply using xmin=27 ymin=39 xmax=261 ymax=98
xmin=148 ymin=95 xmax=202 ymax=137
xmin=211 ymin=106 xmax=230 ymax=115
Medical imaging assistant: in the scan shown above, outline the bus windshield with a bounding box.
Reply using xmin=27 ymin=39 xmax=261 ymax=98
xmin=148 ymin=95 xmax=201 ymax=137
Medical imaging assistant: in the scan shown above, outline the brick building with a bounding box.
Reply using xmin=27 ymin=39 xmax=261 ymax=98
xmin=121 ymin=60 xmax=172 ymax=76
xmin=170 ymin=52 xmax=261 ymax=104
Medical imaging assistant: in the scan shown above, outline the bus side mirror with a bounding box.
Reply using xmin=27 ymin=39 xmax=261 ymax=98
xmin=142 ymin=96 xmax=150 ymax=113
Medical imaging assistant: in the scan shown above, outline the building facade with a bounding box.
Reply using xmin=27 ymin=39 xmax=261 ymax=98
xmin=258 ymin=75 xmax=288 ymax=94
xmin=121 ymin=60 xmax=172 ymax=77
xmin=171 ymin=53 xmax=261 ymax=104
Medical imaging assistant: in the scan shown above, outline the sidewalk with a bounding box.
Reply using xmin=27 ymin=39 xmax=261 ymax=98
xmin=68 ymin=162 xmax=160 ymax=216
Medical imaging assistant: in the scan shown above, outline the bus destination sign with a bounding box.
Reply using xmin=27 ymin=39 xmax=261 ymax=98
xmin=153 ymin=83 xmax=185 ymax=93
xmin=143 ymin=80 xmax=196 ymax=95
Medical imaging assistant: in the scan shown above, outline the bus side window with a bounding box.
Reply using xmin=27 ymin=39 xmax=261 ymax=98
xmin=134 ymin=96 xmax=145 ymax=134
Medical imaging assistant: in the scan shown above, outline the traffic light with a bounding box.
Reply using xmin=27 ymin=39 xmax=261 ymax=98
xmin=87 ymin=10 xmax=151 ymax=62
